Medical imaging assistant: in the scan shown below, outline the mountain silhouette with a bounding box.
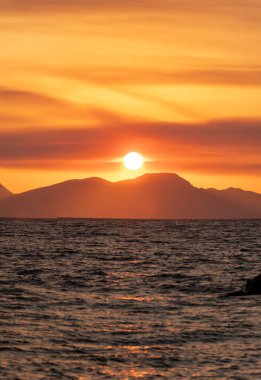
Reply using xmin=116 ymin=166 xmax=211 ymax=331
xmin=0 ymin=173 xmax=260 ymax=219
xmin=0 ymin=183 xmax=12 ymax=200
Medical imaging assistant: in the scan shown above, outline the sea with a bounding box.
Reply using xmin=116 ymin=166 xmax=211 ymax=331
xmin=0 ymin=219 xmax=260 ymax=380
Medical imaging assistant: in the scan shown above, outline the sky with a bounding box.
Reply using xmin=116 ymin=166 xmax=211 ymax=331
xmin=0 ymin=0 xmax=261 ymax=193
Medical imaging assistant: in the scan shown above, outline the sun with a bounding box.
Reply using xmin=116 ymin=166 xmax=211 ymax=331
xmin=123 ymin=152 xmax=144 ymax=171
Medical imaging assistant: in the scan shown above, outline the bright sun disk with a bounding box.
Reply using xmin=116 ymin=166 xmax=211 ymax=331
xmin=123 ymin=152 xmax=144 ymax=171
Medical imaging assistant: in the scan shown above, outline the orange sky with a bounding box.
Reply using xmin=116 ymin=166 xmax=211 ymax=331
xmin=0 ymin=0 xmax=261 ymax=193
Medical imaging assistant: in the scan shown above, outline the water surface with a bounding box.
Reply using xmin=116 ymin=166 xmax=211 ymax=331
xmin=0 ymin=219 xmax=260 ymax=379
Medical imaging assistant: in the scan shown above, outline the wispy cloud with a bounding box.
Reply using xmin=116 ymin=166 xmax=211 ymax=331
xmin=0 ymin=119 xmax=260 ymax=174
xmin=1 ymin=1 xmax=260 ymax=14
xmin=0 ymin=87 xmax=124 ymax=129
xmin=50 ymin=67 xmax=261 ymax=87
xmin=1 ymin=0 xmax=261 ymax=191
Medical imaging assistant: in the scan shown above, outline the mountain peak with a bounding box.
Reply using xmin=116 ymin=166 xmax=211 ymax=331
xmin=0 ymin=183 xmax=12 ymax=199
xmin=134 ymin=172 xmax=193 ymax=187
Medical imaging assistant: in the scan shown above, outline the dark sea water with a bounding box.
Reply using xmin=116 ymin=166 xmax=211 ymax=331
xmin=0 ymin=219 xmax=260 ymax=380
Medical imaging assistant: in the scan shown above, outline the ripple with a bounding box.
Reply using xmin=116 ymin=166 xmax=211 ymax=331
xmin=0 ymin=219 xmax=260 ymax=379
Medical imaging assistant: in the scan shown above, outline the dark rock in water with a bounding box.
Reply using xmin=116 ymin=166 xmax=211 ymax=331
xmin=225 ymin=274 xmax=261 ymax=297
xmin=225 ymin=290 xmax=246 ymax=297
xmin=246 ymin=274 xmax=261 ymax=295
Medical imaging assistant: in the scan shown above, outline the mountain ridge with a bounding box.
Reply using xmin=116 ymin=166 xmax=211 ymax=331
xmin=0 ymin=173 xmax=260 ymax=219
xmin=0 ymin=183 xmax=12 ymax=200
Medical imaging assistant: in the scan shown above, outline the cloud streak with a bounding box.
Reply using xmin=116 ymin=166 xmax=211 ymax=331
xmin=0 ymin=87 xmax=125 ymax=129
xmin=0 ymin=119 xmax=260 ymax=174
xmin=1 ymin=0 xmax=261 ymax=192
xmin=1 ymin=1 xmax=260 ymax=14
xmin=51 ymin=67 xmax=261 ymax=87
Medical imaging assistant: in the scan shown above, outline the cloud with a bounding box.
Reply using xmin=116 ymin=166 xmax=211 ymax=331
xmin=1 ymin=0 xmax=260 ymax=17
xmin=0 ymin=119 xmax=260 ymax=174
xmin=144 ymin=119 xmax=261 ymax=149
xmin=147 ymin=160 xmax=261 ymax=175
xmin=51 ymin=67 xmax=261 ymax=87
xmin=0 ymin=87 xmax=68 ymax=106
xmin=0 ymin=0 xmax=173 ymax=12
xmin=0 ymin=87 xmax=124 ymax=129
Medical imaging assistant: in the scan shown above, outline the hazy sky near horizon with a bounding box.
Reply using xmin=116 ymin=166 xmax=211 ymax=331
xmin=0 ymin=0 xmax=261 ymax=192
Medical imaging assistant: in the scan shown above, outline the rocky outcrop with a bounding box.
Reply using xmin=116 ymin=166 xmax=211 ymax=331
xmin=225 ymin=274 xmax=261 ymax=297
xmin=245 ymin=274 xmax=261 ymax=295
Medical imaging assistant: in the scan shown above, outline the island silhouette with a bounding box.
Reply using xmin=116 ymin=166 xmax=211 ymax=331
xmin=0 ymin=173 xmax=260 ymax=219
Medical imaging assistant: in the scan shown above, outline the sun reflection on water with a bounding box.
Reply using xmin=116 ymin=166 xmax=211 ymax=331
xmin=99 ymin=367 xmax=162 ymax=379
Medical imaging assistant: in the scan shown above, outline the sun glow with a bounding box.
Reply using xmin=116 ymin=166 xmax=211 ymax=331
xmin=123 ymin=152 xmax=144 ymax=171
